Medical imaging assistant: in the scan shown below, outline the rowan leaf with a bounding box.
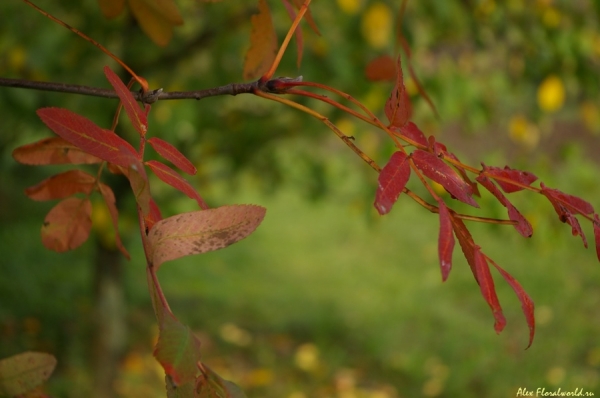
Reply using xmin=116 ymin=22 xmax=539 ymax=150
xmin=98 ymin=0 xmax=124 ymax=18
xmin=476 ymin=174 xmax=533 ymax=237
xmin=243 ymin=0 xmax=278 ymax=80
xmin=594 ymin=214 xmax=600 ymax=262
xmin=395 ymin=121 xmax=427 ymax=147
xmin=145 ymin=198 xmax=163 ymax=232
xmin=147 ymin=205 xmax=266 ymax=268
xmin=365 ymin=54 xmax=396 ymax=82
xmin=36 ymin=107 xmax=139 ymax=168
xmin=374 ymin=151 xmax=411 ymax=215
xmin=451 ymin=217 xmax=477 ymax=283
xmin=473 ymin=246 xmax=506 ymax=334
xmin=428 ymin=136 xmax=480 ymax=197
xmin=482 ymin=164 xmax=538 ymax=193
xmin=411 ymin=149 xmax=479 ymax=207
xmin=540 ymin=182 xmax=595 ymax=216
xmin=128 ymin=0 xmax=183 ymax=47
xmin=98 ymin=183 xmax=130 ymax=259
xmin=154 ymin=313 xmax=201 ymax=386
xmin=146 ymin=160 xmax=208 ymax=210
xmin=147 ymin=137 xmax=196 ymax=175
xmin=0 ymin=352 xmax=56 ymax=397
xmin=103 ymin=66 xmax=148 ymax=136
xmin=41 ymin=197 xmax=92 ymax=252
xmin=289 ymin=0 xmax=320 ymax=35
xmin=196 ymin=363 xmax=248 ymax=398
xmin=12 ymin=137 xmax=102 ymax=165
xmin=384 ymin=56 xmax=412 ymax=128
xmin=25 ymin=170 xmax=96 ymax=201
xmin=488 ymin=258 xmax=535 ymax=349
xmin=437 ymin=200 xmax=455 ymax=282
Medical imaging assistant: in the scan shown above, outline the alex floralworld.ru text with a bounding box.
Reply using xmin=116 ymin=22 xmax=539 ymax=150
xmin=516 ymin=387 xmax=594 ymax=397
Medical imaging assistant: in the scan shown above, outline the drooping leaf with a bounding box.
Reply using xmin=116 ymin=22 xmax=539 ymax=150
xmin=384 ymin=56 xmax=412 ymax=128
xmin=281 ymin=0 xmax=304 ymax=69
xmin=0 ymin=352 xmax=56 ymax=396
xmin=451 ymin=217 xmax=477 ymax=283
xmin=473 ymin=246 xmax=506 ymax=334
xmin=476 ymin=174 xmax=533 ymax=238
xmin=146 ymin=160 xmax=208 ymax=210
xmin=103 ymin=66 xmax=148 ymax=136
xmin=373 ymin=151 xmax=411 ymax=215
xmin=196 ymin=363 xmax=248 ymax=398
xmin=365 ymin=54 xmax=396 ymax=82
xmin=289 ymin=0 xmax=320 ymax=35
xmin=98 ymin=0 xmax=125 ymax=18
xmin=243 ymin=0 xmax=278 ymax=80
xmin=147 ymin=137 xmax=196 ymax=175
xmin=98 ymin=183 xmax=131 ymax=259
xmin=540 ymin=182 xmax=595 ymax=216
xmin=411 ymin=149 xmax=478 ymax=207
xmin=437 ymin=199 xmax=455 ymax=282
xmin=41 ymin=197 xmax=92 ymax=252
xmin=36 ymin=107 xmax=139 ymax=168
xmin=113 ymin=151 xmax=151 ymax=215
xmin=488 ymin=258 xmax=535 ymax=349
xmin=25 ymin=170 xmax=96 ymax=201
xmin=429 ymin=136 xmax=480 ymax=197
xmin=154 ymin=313 xmax=201 ymax=386
xmin=147 ymin=205 xmax=266 ymax=268
xmin=128 ymin=0 xmax=183 ymax=46
xmin=482 ymin=164 xmax=538 ymax=193
xmin=12 ymin=137 xmax=102 ymax=165
xmin=594 ymin=214 xmax=600 ymax=262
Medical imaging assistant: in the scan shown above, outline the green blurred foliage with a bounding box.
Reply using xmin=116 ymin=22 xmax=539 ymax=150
xmin=1 ymin=0 xmax=600 ymax=397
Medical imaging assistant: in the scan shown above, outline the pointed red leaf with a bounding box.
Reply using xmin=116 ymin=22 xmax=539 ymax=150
xmin=243 ymin=0 xmax=277 ymax=80
xmin=384 ymin=57 xmax=412 ymax=128
xmin=437 ymin=199 xmax=455 ymax=282
xmin=473 ymin=246 xmax=506 ymax=334
xmin=147 ymin=137 xmax=196 ymax=175
xmin=41 ymin=197 xmax=92 ymax=252
xmin=281 ymin=0 xmax=304 ymax=68
xmin=36 ymin=107 xmax=139 ymax=168
xmin=476 ymin=174 xmax=533 ymax=237
xmin=540 ymin=182 xmax=595 ymax=216
xmin=594 ymin=214 xmax=600 ymax=262
xmin=374 ymin=151 xmax=411 ymax=215
xmin=482 ymin=164 xmax=538 ymax=193
xmin=289 ymin=0 xmax=320 ymax=35
xmin=145 ymin=198 xmax=163 ymax=232
xmin=147 ymin=205 xmax=266 ymax=268
xmin=365 ymin=55 xmax=396 ymax=82
xmin=451 ymin=217 xmax=478 ymax=283
xmin=394 ymin=121 xmax=428 ymax=147
xmin=25 ymin=170 xmax=96 ymax=201
xmin=411 ymin=149 xmax=478 ymax=207
xmin=103 ymin=66 xmax=148 ymax=136
xmin=488 ymin=258 xmax=535 ymax=349
xmin=12 ymin=137 xmax=102 ymax=165
xmin=429 ymin=135 xmax=480 ymax=197
xmin=98 ymin=183 xmax=130 ymax=260
xmin=146 ymin=160 xmax=208 ymax=210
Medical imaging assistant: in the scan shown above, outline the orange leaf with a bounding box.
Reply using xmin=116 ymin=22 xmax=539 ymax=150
xmin=41 ymin=197 xmax=92 ymax=252
xmin=25 ymin=170 xmax=96 ymax=201
xmin=127 ymin=0 xmax=183 ymax=47
xmin=98 ymin=0 xmax=125 ymax=18
xmin=289 ymin=0 xmax=320 ymax=35
xmin=12 ymin=137 xmax=102 ymax=165
xmin=243 ymin=0 xmax=278 ymax=80
xmin=384 ymin=57 xmax=412 ymax=127
xmin=148 ymin=204 xmax=266 ymax=268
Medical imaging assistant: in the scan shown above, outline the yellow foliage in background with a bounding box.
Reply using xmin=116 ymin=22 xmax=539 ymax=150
xmin=537 ymin=75 xmax=565 ymax=113
xmin=509 ymin=114 xmax=540 ymax=149
xmin=336 ymin=0 xmax=362 ymax=15
xmin=361 ymin=2 xmax=392 ymax=49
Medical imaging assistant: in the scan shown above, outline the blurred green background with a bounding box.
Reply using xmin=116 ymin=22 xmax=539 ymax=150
xmin=1 ymin=0 xmax=600 ymax=397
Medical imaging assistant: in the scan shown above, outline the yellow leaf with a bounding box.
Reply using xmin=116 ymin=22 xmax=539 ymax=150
xmin=243 ymin=0 xmax=278 ymax=80
xmin=98 ymin=0 xmax=125 ymax=19
xmin=361 ymin=2 xmax=392 ymax=49
xmin=127 ymin=0 xmax=183 ymax=46
xmin=337 ymin=0 xmax=361 ymax=15
xmin=509 ymin=114 xmax=540 ymax=149
xmin=537 ymin=75 xmax=565 ymax=113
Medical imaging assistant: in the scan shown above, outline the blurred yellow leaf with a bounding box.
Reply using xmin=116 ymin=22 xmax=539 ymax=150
xmin=127 ymin=0 xmax=184 ymax=46
xmin=580 ymin=101 xmax=600 ymax=134
xmin=542 ymin=7 xmax=561 ymax=27
xmin=509 ymin=114 xmax=540 ymax=149
xmin=98 ymin=0 xmax=125 ymax=18
xmin=537 ymin=75 xmax=565 ymax=113
xmin=337 ymin=0 xmax=361 ymax=15
xmin=294 ymin=343 xmax=320 ymax=372
xmin=361 ymin=2 xmax=392 ymax=49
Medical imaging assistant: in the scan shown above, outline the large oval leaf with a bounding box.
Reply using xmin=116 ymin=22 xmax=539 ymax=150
xmin=0 ymin=352 xmax=56 ymax=396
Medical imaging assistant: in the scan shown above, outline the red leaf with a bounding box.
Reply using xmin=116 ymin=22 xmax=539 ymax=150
xmin=147 ymin=137 xmax=196 ymax=175
xmin=243 ymin=0 xmax=277 ymax=80
xmin=437 ymin=200 xmax=455 ymax=282
xmin=25 ymin=170 xmax=96 ymax=201
xmin=281 ymin=0 xmax=304 ymax=69
xmin=12 ymin=137 xmax=102 ymax=165
xmin=147 ymin=204 xmax=266 ymax=268
xmin=98 ymin=183 xmax=130 ymax=260
xmin=103 ymin=66 xmax=148 ymax=136
xmin=429 ymin=135 xmax=480 ymax=197
xmin=36 ymin=107 xmax=139 ymax=168
xmin=145 ymin=198 xmax=163 ymax=232
xmin=394 ymin=121 xmax=427 ymax=147
xmin=473 ymin=246 xmax=506 ymax=334
xmin=384 ymin=57 xmax=412 ymax=128
xmin=289 ymin=0 xmax=320 ymax=35
xmin=365 ymin=55 xmax=396 ymax=82
xmin=146 ymin=160 xmax=208 ymax=210
xmin=114 ymin=152 xmax=151 ymax=215
xmin=451 ymin=217 xmax=478 ymax=283
xmin=482 ymin=164 xmax=538 ymax=193
xmin=476 ymin=174 xmax=533 ymax=237
xmin=594 ymin=214 xmax=600 ymax=262
xmin=488 ymin=258 xmax=536 ymax=349
xmin=540 ymin=182 xmax=595 ymax=216
xmin=41 ymin=197 xmax=92 ymax=252
xmin=374 ymin=151 xmax=411 ymax=215
xmin=411 ymin=149 xmax=478 ymax=207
